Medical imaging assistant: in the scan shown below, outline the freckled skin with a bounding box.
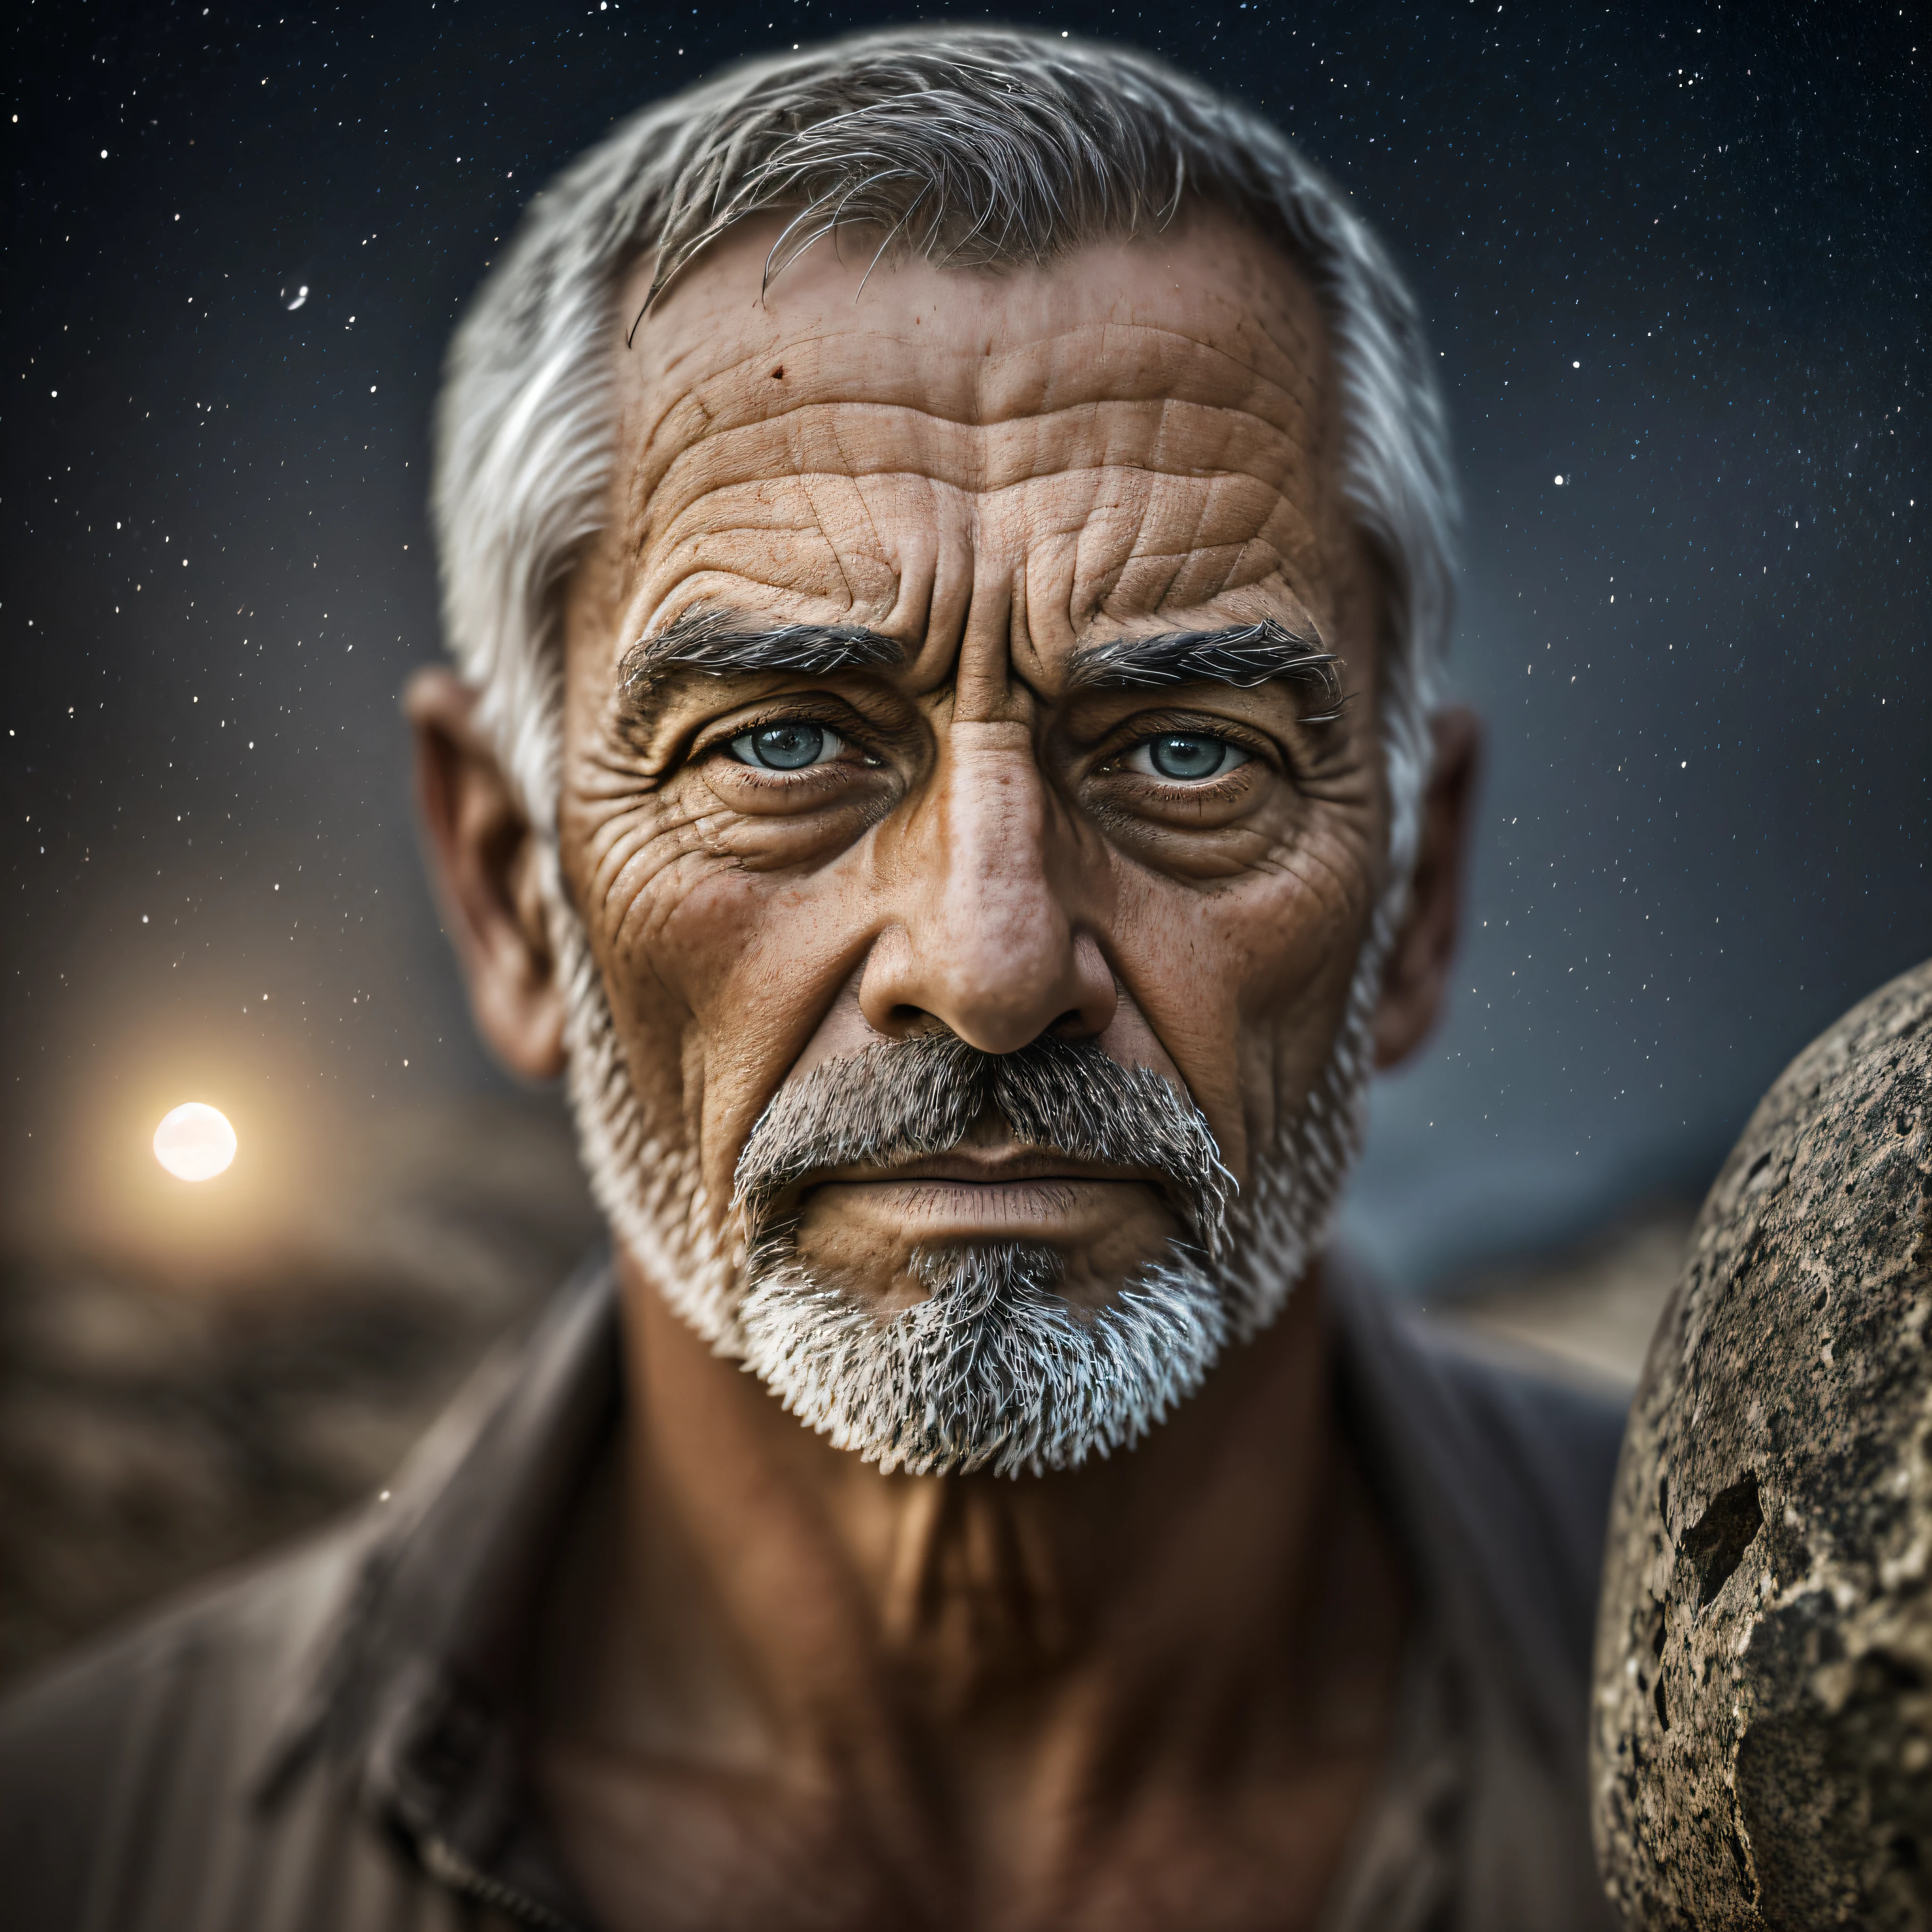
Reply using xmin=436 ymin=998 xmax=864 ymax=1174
xmin=408 ymin=206 xmax=1480 ymax=1932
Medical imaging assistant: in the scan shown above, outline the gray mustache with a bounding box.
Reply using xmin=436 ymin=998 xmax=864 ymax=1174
xmin=731 ymin=1033 xmax=1235 ymax=1260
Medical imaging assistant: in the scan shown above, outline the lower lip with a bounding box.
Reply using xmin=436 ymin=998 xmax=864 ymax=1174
xmin=805 ymin=1176 xmax=1156 ymax=1239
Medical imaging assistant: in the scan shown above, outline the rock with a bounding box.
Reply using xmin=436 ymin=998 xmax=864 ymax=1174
xmin=1593 ymin=960 xmax=1932 ymax=1929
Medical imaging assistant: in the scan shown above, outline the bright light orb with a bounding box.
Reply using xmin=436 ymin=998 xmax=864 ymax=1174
xmin=153 ymin=1103 xmax=237 ymax=1182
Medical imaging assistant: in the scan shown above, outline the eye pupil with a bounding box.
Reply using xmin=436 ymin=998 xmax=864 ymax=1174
xmin=749 ymin=722 xmax=826 ymax=769
xmin=1149 ymin=734 xmax=1225 ymax=780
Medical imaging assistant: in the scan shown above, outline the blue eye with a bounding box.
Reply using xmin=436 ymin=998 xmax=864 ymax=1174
xmin=729 ymin=722 xmax=844 ymax=770
xmin=1126 ymin=733 xmax=1249 ymax=782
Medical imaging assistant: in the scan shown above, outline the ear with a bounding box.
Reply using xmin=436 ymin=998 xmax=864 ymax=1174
xmin=405 ymin=666 xmax=568 ymax=1081
xmin=1372 ymin=706 xmax=1482 ymax=1070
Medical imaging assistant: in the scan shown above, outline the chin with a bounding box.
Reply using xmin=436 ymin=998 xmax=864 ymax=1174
xmin=734 ymin=1234 xmax=1231 ymax=1478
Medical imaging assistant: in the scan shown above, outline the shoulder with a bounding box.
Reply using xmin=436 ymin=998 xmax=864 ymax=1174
xmin=1330 ymin=1258 xmax=1632 ymax=1683
xmin=0 ymin=1523 xmax=369 ymax=1932
xmin=1407 ymin=1314 xmax=1630 ymax=1556
xmin=1323 ymin=1257 xmax=1632 ymax=1928
xmin=1406 ymin=1312 xmax=1630 ymax=1639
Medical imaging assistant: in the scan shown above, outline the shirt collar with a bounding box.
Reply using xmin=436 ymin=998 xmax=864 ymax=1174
xmin=262 ymin=1253 xmax=621 ymax=1924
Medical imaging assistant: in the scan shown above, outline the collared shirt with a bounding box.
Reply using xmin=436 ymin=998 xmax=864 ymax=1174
xmin=0 ymin=1255 xmax=1626 ymax=1932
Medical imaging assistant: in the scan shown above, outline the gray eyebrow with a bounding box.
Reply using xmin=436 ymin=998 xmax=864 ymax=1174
xmin=619 ymin=611 xmax=1342 ymax=722
xmin=620 ymin=609 xmax=907 ymax=708
xmin=1066 ymin=621 xmax=1344 ymax=722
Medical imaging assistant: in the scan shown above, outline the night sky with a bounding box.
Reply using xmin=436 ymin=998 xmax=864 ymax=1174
xmin=4 ymin=0 xmax=1927 ymax=1284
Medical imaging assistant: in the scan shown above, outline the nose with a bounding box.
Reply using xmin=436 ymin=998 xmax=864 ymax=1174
xmin=858 ymin=723 xmax=1115 ymax=1054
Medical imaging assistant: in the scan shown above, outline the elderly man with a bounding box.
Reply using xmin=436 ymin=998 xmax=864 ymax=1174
xmin=0 ymin=28 xmax=1624 ymax=1932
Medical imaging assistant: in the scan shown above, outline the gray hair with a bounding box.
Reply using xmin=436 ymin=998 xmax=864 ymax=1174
xmin=432 ymin=25 xmax=1457 ymax=884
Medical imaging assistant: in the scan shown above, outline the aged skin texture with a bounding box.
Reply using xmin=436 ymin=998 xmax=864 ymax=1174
xmin=409 ymin=207 xmax=1479 ymax=1932
xmin=1593 ymin=958 xmax=1932 ymax=1930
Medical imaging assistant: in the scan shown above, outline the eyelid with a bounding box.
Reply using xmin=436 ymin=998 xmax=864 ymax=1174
xmin=691 ymin=697 xmax=880 ymax=764
xmin=1098 ymin=711 xmax=1276 ymax=769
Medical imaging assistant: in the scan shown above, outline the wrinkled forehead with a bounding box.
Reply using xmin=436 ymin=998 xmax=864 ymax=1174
xmin=597 ymin=207 xmax=1351 ymax=677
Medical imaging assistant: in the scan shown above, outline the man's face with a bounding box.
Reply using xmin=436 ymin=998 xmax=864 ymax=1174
xmin=553 ymin=207 xmax=1392 ymax=1456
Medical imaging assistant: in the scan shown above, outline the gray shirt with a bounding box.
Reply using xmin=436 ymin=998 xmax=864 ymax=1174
xmin=0 ymin=1255 xmax=1626 ymax=1931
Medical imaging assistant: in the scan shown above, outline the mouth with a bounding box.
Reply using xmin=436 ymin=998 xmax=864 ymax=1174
xmin=816 ymin=1149 xmax=1161 ymax=1188
xmin=789 ymin=1152 xmax=1174 ymax=1246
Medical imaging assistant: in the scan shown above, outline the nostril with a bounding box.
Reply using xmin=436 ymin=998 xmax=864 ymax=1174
xmin=1047 ymin=1008 xmax=1091 ymax=1038
xmin=884 ymin=1004 xmax=946 ymax=1039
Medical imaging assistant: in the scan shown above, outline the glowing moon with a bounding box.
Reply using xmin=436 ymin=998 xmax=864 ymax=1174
xmin=153 ymin=1103 xmax=237 ymax=1182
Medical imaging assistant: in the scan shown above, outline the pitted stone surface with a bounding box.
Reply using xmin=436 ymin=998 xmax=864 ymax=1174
xmin=1593 ymin=960 xmax=1932 ymax=1929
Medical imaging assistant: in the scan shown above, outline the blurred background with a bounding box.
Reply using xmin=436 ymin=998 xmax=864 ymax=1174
xmin=2 ymin=0 xmax=1926 ymax=1686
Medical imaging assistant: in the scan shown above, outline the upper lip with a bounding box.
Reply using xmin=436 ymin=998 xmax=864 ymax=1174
xmin=810 ymin=1151 xmax=1159 ymax=1188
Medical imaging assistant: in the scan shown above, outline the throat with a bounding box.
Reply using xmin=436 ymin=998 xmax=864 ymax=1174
xmin=622 ymin=1257 xmax=1096 ymax=1731
xmin=557 ymin=1245 xmax=1396 ymax=1787
xmin=875 ymin=1467 xmax=1077 ymax=1702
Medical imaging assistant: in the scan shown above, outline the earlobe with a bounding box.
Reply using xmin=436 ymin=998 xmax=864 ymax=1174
xmin=405 ymin=667 xmax=569 ymax=1081
xmin=1371 ymin=706 xmax=1482 ymax=1071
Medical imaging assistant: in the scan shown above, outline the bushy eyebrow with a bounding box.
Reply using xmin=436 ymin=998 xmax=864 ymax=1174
xmin=1067 ymin=620 xmax=1344 ymax=722
xmin=618 ymin=610 xmax=1342 ymax=725
xmin=619 ymin=608 xmax=907 ymax=714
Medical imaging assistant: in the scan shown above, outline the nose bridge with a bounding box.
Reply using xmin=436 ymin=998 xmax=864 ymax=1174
xmin=864 ymin=724 xmax=1114 ymax=1053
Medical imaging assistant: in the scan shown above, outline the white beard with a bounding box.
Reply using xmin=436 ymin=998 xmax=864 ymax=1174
xmin=550 ymin=886 xmax=1391 ymax=1476
xmin=737 ymin=1241 xmax=1228 ymax=1478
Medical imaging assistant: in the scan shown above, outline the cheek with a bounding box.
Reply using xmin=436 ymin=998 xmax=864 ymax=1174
xmin=584 ymin=809 xmax=873 ymax=1186
xmin=1111 ymin=835 xmax=1372 ymax=1181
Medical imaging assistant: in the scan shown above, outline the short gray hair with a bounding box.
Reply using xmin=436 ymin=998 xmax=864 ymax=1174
xmin=432 ymin=25 xmax=1457 ymax=882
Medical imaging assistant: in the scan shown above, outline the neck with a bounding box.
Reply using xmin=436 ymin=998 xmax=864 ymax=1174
xmin=539 ymin=1247 xmax=1408 ymax=1903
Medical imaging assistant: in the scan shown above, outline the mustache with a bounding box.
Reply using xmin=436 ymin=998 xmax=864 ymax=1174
xmin=731 ymin=1033 xmax=1236 ymax=1260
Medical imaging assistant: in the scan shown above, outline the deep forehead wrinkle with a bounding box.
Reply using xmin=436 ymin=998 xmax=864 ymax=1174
xmin=636 ymin=317 xmax=1319 ymax=461
xmin=1067 ymin=622 xmax=1343 ymax=720
xmin=614 ymin=225 xmax=1334 ymax=543
xmin=619 ymin=607 xmax=908 ymax=711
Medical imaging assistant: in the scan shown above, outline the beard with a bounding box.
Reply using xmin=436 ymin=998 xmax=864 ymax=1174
xmin=551 ymin=893 xmax=1389 ymax=1478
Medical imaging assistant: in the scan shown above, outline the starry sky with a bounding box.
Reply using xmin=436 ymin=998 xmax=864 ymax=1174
xmin=4 ymin=0 xmax=1927 ymax=1283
